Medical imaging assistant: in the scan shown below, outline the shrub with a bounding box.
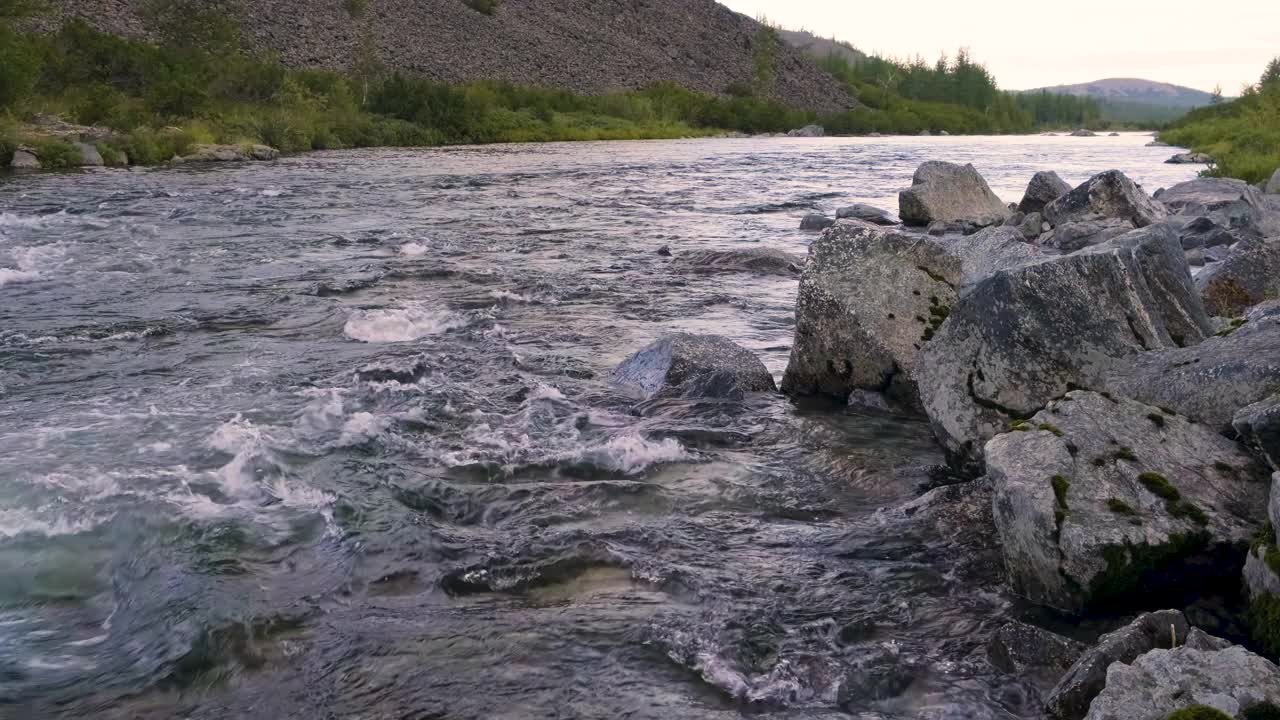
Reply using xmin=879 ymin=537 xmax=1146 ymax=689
xmin=0 ymin=25 xmax=42 ymax=107
xmin=1166 ymin=706 xmax=1232 ymax=720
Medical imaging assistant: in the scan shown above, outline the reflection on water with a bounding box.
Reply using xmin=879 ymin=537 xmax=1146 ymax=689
xmin=0 ymin=134 xmax=1196 ymax=718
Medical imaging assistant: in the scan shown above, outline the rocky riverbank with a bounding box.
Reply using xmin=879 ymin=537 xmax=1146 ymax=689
xmin=606 ymin=159 xmax=1280 ymax=718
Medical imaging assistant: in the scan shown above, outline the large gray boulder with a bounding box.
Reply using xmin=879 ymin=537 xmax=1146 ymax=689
xmin=786 ymin=124 xmax=824 ymax=138
xmin=10 ymin=148 xmax=40 ymax=170
xmin=1045 ymin=610 xmax=1189 ymax=720
xmin=1267 ymin=169 xmax=1280 ymax=195
xmin=1159 ymin=177 xmax=1280 ymax=238
xmin=75 ymin=142 xmax=104 ymax=167
xmin=1083 ymin=645 xmax=1280 ymax=720
xmin=780 ymin=222 xmax=1046 ymax=409
xmin=671 ymin=247 xmax=804 ymax=276
xmin=1166 ymin=151 xmax=1213 ymax=164
xmin=836 ymin=203 xmax=899 ymax=226
xmin=1043 ymin=170 xmax=1166 ymax=229
xmin=182 ymin=143 xmax=280 ymax=163
xmin=987 ymin=391 xmax=1268 ymax=613
xmin=1019 ymin=170 xmax=1073 ymax=214
xmin=1196 ymin=237 xmax=1280 ymax=317
xmin=898 ymin=161 xmax=1012 ymax=228
xmin=799 ymin=213 xmax=835 ymax=231
xmin=916 ymin=225 xmax=1212 ymax=466
xmin=1099 ymin=306 xmax=1280 ymax=433
xmin=610 ymin=333 xmax=775 ymax=401
xmin=780 ymin=221 xmax=961 ymax=408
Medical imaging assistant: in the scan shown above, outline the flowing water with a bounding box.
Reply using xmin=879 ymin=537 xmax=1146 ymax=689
xmin=0 ymin=134 xmax=1198 ymax=719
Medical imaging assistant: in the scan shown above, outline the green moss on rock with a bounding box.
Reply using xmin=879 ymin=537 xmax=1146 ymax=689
xmin=1166 ymin=706 xmax=1233 ymax=720
xmin=1090 ymin=532 xmax=1211 ymax=609
xmin=1147 ymin=412 xmax=1167 ymax=429
xmin=1250 ymin=592 xmax=1280 ymax=657
xmin=1138 ymin=472 xmax=1180 ymax=501
xmin=1052 ymin=475 xmax=1071 ymax=510
xmin=1107 ymin=498 xmax=1138 ymax=516
xmin=1038 ymin=422 xmax=1065 ymax=437
xmin=1114 ymin=447 xmax=1138 ymax=462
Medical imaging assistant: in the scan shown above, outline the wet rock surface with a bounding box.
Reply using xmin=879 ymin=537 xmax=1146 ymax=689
xmin=671 ymin=247 xmax=804 ymax=276
xmin=610 ymin=333 xmax=776 ymax=401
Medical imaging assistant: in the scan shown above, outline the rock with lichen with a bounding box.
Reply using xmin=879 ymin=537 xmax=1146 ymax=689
xmin=1082 ymin=644 xmax=1280 ymax=720
xmin=916 ymin=224 xmax=1211 ymax=468
xmin=986 ymin=391 xmax=1268 ymax=614
xmin=898 ymin=161 xmax=1012 ymax=228
xmin=780 ymin=222 xmax=1045 ymax=411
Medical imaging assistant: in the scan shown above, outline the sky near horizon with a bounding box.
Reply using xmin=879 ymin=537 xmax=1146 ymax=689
xmin=719 ymin=0 xmax=1278 ymax=93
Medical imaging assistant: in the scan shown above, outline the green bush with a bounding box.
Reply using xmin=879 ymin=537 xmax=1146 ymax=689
xmin=28 ymin=137 xmax=83 ymax=169
xmin=0 ymin=25 xmax=43 ymax=107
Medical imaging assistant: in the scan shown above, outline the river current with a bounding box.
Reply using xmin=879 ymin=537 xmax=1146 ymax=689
xmin=0 ymin=134 xmax=1198 ymax=719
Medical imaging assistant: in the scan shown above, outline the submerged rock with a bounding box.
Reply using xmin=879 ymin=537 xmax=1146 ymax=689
xmin=1083 ymin=644 xmax=1280 ymax=720
xmin=800 ymin=212 xmax=835 ymax=231
xmin=610 ymin=333 xmax=775 ymax=401
xmin=1195 ymin=237 xmax=1280 ymax=316
xmin=1045 ymin=609 xmax=1188 ymax=720
xmin=1166 ymin=151 xmax=1213 ymax=164
xmin=898 ymin=161 xmax=1011 ymax=228
xmin=987 ymin=621 xmax=1086 ymax=688
xmin=986 ymin=391 xmax=1268 ymax=613
xmin=916 ymin=225 xmax=1210 ymax=467
xmin=1019 ymin=170 xmax=1073 ymax=214
xmin=182 ymin=144 xmax=280 ymax=163
xmin=1099 ymin=309 xmax=1280 ymax=433
xmin=1070 ymin=129 xmax=1097 ymax=137
xmin=672 ymin=247 xmax=803 ymax=276
xmin=1043 ymin=170 xmax=1166 ymax=229
xmin=836 ymin=203 xmax=899 ymax=225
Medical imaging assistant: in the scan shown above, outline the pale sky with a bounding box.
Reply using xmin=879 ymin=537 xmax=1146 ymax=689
xmin=720 ymin=0 xmax=1279 ymax=93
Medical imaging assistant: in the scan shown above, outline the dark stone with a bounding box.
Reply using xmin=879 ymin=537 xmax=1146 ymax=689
xmin=672 ymin=247 xmax=804 ymax=276
xmin=610 ymin=333 xmax=775 ymax=401
xmin=1045 ymin=610 xmax=1188 ymax=720
xmin=836 ymin=203 xmax=899 ymax=225
xmin=1196 ymin=237 xmax=1280 ymax=316
xmin=1019 ymin=170 xmax=1073 ymax=214
xmin=800 ymin=213 xmax=835 ymax=231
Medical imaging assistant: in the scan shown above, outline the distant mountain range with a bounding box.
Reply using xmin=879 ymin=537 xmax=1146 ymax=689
xmin=1021 ymin=78 xmax=1217 ymax=109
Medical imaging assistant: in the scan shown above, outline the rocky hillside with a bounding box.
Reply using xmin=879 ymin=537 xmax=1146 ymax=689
xmin=32 ymin=0 xmax=853 ymax=113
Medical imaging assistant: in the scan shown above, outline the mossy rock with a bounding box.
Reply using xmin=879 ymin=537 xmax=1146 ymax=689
xmin=1166 ymin=706 xmax=1233 ymax=720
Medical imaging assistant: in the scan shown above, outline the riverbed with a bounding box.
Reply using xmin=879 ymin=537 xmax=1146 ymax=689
xmin=0 ymin=134 xmax=1199 ymax=718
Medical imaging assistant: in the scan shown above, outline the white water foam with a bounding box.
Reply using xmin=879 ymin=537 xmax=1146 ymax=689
xmin=570 ymin=434 xmax=692 ymax=475
xmin=398 ymin=242 xmax=430 ymax=257
xmin=0 ymin=268 xmax=42 ymax=287
xmin=343 ymin=305 xmax=468 ymax=343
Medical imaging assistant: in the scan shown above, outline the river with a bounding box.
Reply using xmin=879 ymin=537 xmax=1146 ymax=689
xmin=0 ymin=134 xmax=1199 ymax=719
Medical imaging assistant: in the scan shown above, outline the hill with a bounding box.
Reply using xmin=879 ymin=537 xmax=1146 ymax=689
xmin=1023 ymin=78 xmax=1215 ymax=108
xmin=776 ymin=28 xmax=867 ymax=67
xmin=29 ymin=0 xmax=853 ymax=113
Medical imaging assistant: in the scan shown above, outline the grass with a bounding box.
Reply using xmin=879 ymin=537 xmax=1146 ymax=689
xmin=1166 ymin=707 xmax=1233 ymax=720
xmin=1161 ymin=66 xmax=1280 ymax=184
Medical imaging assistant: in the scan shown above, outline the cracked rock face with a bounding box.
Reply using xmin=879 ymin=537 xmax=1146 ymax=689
xmin=780 ymin=222 xmax=1046 ymax=411
xmin=1083 ymin=645 xmax=1280 ymax=720
xmin=916 ymin=224 xmax=1211 ymax=467
xmin=1045 ymin=609 xmax=1189 ymax=720
xmin=610 ymin=333 xmax=776 ymax=401
xmin=1099 ymin=307 xmax=1280 ymax=434
xmin=898 ymin=161 xmax=1012 ymax=228
xmin=986 ymin=391 xmax=1268 ymax=614
xmin=1043 ymin=170 xmax=1166 ymax=229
